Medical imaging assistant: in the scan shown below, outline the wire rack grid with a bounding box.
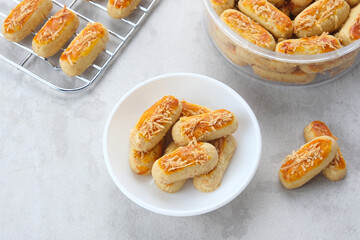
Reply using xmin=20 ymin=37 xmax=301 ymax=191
xmin=0 ymin=0 xmax=158 ymax=92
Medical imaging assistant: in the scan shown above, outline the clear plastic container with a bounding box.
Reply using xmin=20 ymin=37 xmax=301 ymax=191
xmin=203 ymin=0 xmax=360 ymax=86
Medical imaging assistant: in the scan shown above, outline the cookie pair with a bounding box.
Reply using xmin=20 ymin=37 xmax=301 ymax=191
xmin=279 ymin=121 xmax=347 ymax=189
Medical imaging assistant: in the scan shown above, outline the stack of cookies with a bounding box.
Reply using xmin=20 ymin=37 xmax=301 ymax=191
xmin=128 ymin=96 xmax=239 ymax=193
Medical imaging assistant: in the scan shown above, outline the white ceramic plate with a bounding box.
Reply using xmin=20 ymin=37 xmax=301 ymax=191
xmin=103 ymin=73 xmax=262 ymax=216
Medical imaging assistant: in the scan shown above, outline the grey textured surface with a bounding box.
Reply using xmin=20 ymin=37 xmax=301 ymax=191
xmin=1 ymin=0 xmax=360 ymax=239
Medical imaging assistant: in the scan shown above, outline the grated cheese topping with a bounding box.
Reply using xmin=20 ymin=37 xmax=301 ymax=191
xmin=180 ymin=100 xmax=211 ymax=117
xmin=137 ymin=96 xmax=176 ymax=140
xmin=181 ymin=110 xmax=234 ymax=141
xmin=62 ymin=23 xmax=102 ymax=66
xmin=160 ymin=144 xmax=209 ymax=172
xmin=307 ymin=122 xmax=342 ymax=170
xmin=311 ymin=122 xmax=338 ymax=140
xmin=249 ymin=0 xmax=291 ymax=31
xmin=295 ymin=0 xmax=344 ymax=32
xmin=313 ymin=123 xmax=331 ymax=135
xmin=182 ymin=108 xmax=206 ymax=117
xmin=281 ymin=142 xmax=323 ymax=179
xmin=188 ymin=137 xmax=198 ymax=147
xmin=223 ymin=10 xmax=272 ymax=48
xmin=278 ymin=33 xmax=341 ymax=54
xmin=3 ymin=0 xmax=39 ymax=32
xmin=37 ymin=6 xmax=71 ymax=42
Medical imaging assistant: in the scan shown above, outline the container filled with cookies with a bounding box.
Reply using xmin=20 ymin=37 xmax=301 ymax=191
xmin=204 ymin=0 xmax=360 ymax=85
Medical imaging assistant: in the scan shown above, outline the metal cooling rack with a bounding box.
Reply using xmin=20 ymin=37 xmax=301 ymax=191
xmin=0 ymin=0 xmax=158 ymax=92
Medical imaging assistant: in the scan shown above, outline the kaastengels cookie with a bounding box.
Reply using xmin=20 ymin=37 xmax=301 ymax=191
xmin=152 ymin=142 xmax=218 ymax=185
xmin=252 ymin=66 xmax=316 ymax=84
xmin=336 ymin=4 xmax=360 ymax=46
xmin=32 ymin=6 xmax=79 ymax=58
xmin=60 ymin=22 xmax=109 ymax=76
xmin=161 ymin=101 xmax=211 ymax=193
xmin=252 ymin=56 xmax=298 ymax=73
xmin=275 ymin=33 xmax=343 ymax=73
xmin=2 ymin=0 xmax=53 ymax=42
xmin=154 ymin=179 xmax=187 ymax=193
xmin=180 ymin=100 xmax=212 ymax=117
xmin=107 ymin=0 xmax=141 ymax=19
xmin=210 ymin=0 xmax=235 ymax=16
xmin=130 ymin=95 xmax=182 ymax=152
xmin=276 ymin=34 xmax=342 ymax=55
xmin=129 ymin=139 xmax=164 ymax=175
xmin=208 ymin=20 xmax=247 ymax=66
xmin=220 ymin=9 xmax=276 ymax=51
xmin=237 ymin=0 xmax=293 ymax=39
xmin=172 ymin=109 xmax=238 ymax=146
xmin=279 ymin=136 xmax=338 ymax=189
xmin=156 ymin=141 xmax=186 ymax=193
xmin=294 ymin=0 xmax=350 ymax=38
xmin=304 ymin=121 xmax=347 ymax=181
xmin=193 ymin=136 xmax=236 ymax=192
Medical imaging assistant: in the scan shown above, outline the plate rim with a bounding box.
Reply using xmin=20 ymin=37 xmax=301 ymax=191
xmin=103 ymin=72 xmax=262 ymax=216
